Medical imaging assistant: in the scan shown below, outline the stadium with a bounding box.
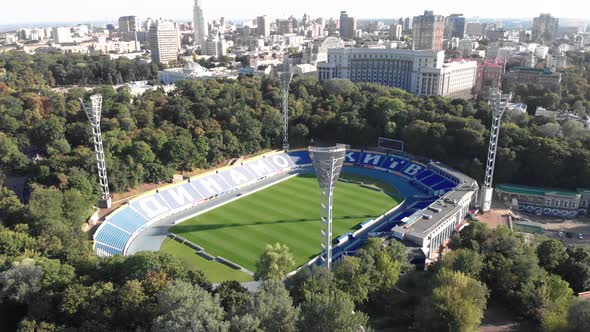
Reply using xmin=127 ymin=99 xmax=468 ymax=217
xmin=93 ymin=146 xmax=478 ymax=281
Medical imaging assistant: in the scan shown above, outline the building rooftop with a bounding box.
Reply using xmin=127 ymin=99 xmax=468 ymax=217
xmin=393 ymin=162 xmax=478 ymax=238
xmin=510 ymin=67 xmax=557 ymax=75
xmin=496 ymin=183 xmax=580 ymax=198
xmin=400 ymin=185 xmax=476 ymax=237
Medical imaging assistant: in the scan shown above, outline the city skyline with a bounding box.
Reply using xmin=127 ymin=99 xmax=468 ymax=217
xmin=2 ymin=0 xmax=590 ymax=25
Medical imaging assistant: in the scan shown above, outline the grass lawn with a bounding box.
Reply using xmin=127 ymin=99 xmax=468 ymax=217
xmin=160 ymin=238 xmax=253 ymax=283
xmin=169 ymin=173 xmax=399 ymax=272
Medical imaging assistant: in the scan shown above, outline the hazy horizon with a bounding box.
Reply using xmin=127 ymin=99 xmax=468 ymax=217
xmin=2 ymin=0 xmax=589 ymax=27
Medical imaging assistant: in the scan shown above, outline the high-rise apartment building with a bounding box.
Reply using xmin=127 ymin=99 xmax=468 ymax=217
xmin=51 ymin=27 xmax=73 ymax=44
xmin=348 ymin=17 xmax=357 ymax=39
xmin=412 ymin=10 xmax=445 ymax=50
xmin=390 ymin=24 xmax=403 ymax=40
xmin=193 ymin=0 xmax=207 ymax=45
xmin=404 ymin=17 xmax=413 ymax=31
xmin=445 ymin=14 xmax=465 ymax=39
xmin=149 ymin=20 xmax=179 ymax=64
xmin=257 ymin=15 xmax=270 ymax=37
xmin=278 ymin=19 xmax=293 ymax=34
xmin=338 ymin=11 xmax=356 ymax=40
xmin=339 ymin=11 xmax=349 ymax=39
xmin=118 ymin=16 xmax=141 ymax=33
xmin=317 ymin=48 xmax=477 ymax=98
xmin=532 ymin=13 xmax=559 ymax=43
xmin=204 ymin=34 xmax=227 ymax=57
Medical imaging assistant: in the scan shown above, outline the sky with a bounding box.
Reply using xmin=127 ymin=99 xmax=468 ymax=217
xmin=2 ymin=0 xmax=590 ymax=25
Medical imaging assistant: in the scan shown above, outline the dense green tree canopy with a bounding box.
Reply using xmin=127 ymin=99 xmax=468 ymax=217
xmin=254 ymin=242 xmax=295 ymax=281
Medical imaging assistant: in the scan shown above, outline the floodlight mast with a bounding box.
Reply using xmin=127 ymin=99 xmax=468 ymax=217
xmin=309 ymin=144 xmax=348 ymax=269
xmin=480 ymin=88 xmax=512 ymax=213
xmin=81 ymin=95 xmax=112 ymax=208
xmin=278 ymin=69 xmax=293 ymax=151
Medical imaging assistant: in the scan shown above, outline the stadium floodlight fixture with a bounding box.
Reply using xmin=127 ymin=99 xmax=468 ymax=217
xmin=480 ymin=88 xmax=512 ymax=213
xmin=81 ymin=95 xmax=112 ymax=208
xmin=278 ymin=69 xmax=293 ymax=151
xmin=309 ymin=144 xmax=349 ymax=269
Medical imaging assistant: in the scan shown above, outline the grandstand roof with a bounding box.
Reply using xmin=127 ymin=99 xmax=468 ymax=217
xmin=496 ymin=183 xmax=580 ymax=198
xmin=401 ymin=186 xmax=476 ymax=237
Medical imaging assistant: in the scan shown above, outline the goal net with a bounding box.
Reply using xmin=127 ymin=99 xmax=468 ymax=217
xmin=377 ymin=137 xmax=404 ymax=154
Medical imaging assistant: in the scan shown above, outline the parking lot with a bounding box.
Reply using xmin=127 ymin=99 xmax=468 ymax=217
xmin=480 ymin=198 xmax=590 ymax=247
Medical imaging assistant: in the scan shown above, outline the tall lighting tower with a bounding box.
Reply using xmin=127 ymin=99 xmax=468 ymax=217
xmin=309 ymin=144 xmax=348 ymax=269
xmin=278 ymin=69 xmax=293 ymax=151
xmin=81 ymin=95 xmax=112 ymax=208
xmin=480 ymin=88 xmax=512 ymax=213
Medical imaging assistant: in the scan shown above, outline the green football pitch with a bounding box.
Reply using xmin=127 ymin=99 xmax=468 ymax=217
xmin=166 ymin=173 xmax=399 ymax=276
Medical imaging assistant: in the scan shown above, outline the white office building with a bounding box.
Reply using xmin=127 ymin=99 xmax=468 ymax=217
xmin=51 ymin=27 xmax=73 ymax=44
xmin=317 ymin=48 xmax=476 ymax=98
xmin=203 ymin=35 xmax=227 ymax=57
xmin=430 ymin=60 xmax=478 ymax=99
xmin=390 ymin=24 xmax=403 ymax=40
xmin=149 ymin=20 xmax=179 ymax=64
xmin=257 ymin=15 xmax=270 ymax=37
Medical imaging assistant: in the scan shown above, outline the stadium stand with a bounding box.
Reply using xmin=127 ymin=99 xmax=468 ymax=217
xmin=420 ymin=174 xmax=446 ymax=187
xmin=432 ymin=180 xmax=457 ymax=191
xmin=288 ymin=150 xmax=313 ymax=166
xmin=93 ymin=152 xmax=296 ymax=256
xmin=95 ymin=148 xmax=475 ymax=266
xmin=95 ymin=242 xmax=123 ymax=256
xmin=95 ymin=223 xmax=129 ymax=251
xmin=106 ymin=208 xmax=148 ymax=234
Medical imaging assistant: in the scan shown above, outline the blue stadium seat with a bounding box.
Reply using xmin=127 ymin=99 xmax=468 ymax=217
xmin=288 ymin=151 xmax=312 ymax=165
xmin=414 ymin=170 xmax=433 ymax=180
xmin=244 ymin=159 xmax=278 ymax=178
xmin=95 ymin=242 xmax=123 ymax=256
xmin=421 ymin=174 xmax=445 ymax=187
xmin=160 ymin=183 xmax=203 ymax=210
xmin=95 ymin=223 xmax=130 ymax=250
xmin=217 ymin=168 xmax=255 ymax=190
xmin=107 ymin=208 xmax=148 ymax=234
xmin=358 ymin=152 xmax=387 ymax=168
xmin=432 ymin=180 xmax=457 ymax=191
xmin=383 ymin=156 xmax=409 ymax=172
xmin=130 ymin=193 xmax=171 ymax=219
